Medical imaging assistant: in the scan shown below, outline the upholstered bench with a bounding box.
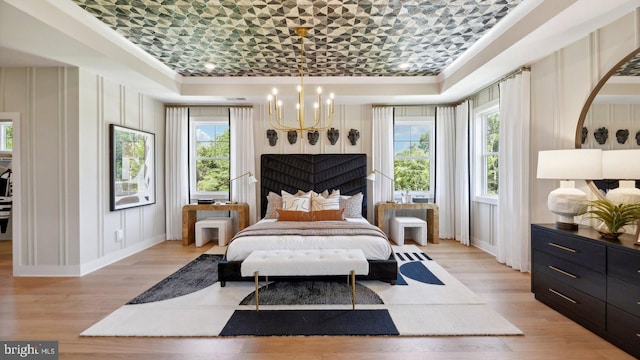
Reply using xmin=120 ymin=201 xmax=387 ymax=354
xmin=240 ymin=249 xmax=369 ymax=310
xmin=390 ymin=216 xmax=427 ymax=246
xmin=195 ymin=217 xmax=233 ymax=247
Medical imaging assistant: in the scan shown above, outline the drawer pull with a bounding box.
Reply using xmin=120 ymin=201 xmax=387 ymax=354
xmin=548 ymin=242 xmax=577 ymax=253
xmin=549 ymin=288 xmax=578 ymax=304
xmin=548 ymin=265 xmax=578 ymax=279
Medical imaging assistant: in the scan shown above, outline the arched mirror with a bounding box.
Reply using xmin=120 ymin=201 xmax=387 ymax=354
xmin=575 ymin=47 xmax=640 ymax=201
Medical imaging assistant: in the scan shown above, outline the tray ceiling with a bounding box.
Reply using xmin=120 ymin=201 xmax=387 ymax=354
xmin=71 ymin=0 xmax=523 ymax=77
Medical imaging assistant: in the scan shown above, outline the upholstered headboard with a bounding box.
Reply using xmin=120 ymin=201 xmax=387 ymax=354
xmin=260 ymin=154 xmax=368 ymax=218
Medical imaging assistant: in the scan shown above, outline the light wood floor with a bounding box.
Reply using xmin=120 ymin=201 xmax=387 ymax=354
xmin=0 ymin=239 xmax=634 ymax=360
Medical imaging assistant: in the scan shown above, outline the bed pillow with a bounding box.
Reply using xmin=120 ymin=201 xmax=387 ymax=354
xmin=281 ymin=190 xmax=311 ymax=211
xmin=276 ymin=209 xmax=312 ymax=221
xmin=340 ymin=192 xmax=364 ymax=218
xmin=311 ymin=190 xmax=340 ymax=210
xmin=264 ymin=191 xmax=282 ymax=219
xmin=311 ymin=209 xmax=345 ymax=221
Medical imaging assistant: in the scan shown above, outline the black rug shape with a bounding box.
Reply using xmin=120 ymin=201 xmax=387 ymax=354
xmin=239 ymin=280 xmax=384 ymax=305
xmin=220 ymin=309 xmax=399 ymax=336
xmin=398 ymin=261 xmax=445 ymax=286
xmin=128 ymin=254 xmax=222 ymax=304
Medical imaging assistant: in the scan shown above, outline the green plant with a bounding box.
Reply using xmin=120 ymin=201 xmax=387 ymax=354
xmin=578 ymin=199 xmax=640 ymax=239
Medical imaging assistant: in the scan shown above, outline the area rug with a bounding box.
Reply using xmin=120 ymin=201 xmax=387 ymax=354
xmin=81 ymin=245 xmax=523 ymax=337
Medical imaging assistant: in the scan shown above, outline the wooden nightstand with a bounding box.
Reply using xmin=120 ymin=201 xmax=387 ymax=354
xmin=374 ymin=202 xmax=439 ymax=244
xmin=182 ymin=203 xmax=249 ymax=246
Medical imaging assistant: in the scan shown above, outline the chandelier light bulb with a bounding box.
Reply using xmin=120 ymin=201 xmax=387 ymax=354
xmin=297 ymin=85 xmax=302 ymax=92
xmin=267 ymin=94 xmax=273 ymax=101
xmin=330 ymin=93 xmax=335 ymax=99
xmin=272 ymin=88 xmax=278 ymax=95
xmin=277 ymin=100 xmax=282 ymax=107
xmin=314 ymin=102 xmax=319 ymax=109
xmin=326 ymin=99 xmax=331 ymax=105
xmin=317 ymin=87 xmax=322 ymax=94
xmin=296 ymin=103 xmax=300 ymax=109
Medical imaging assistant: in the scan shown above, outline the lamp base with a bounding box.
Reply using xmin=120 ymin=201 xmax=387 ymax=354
xmin=556 ymin=221 xmax=578 ymax=231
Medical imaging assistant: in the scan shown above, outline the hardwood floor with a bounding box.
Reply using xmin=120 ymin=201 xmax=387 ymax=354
xmin=0 ymin=239 xmax=634 ymax=359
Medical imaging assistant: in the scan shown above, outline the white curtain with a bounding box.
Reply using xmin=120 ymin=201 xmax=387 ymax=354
xmin=455 ymin=101 xmax=471 ymax=245
xmin=497 ymin=71 xmax=531 ymax=272
xmin=435 ymin=106 xmax=456 ymax=239
xmin=230 ymin=107 xmax=257 ymax=225
xmin=165 ymin=107 xmax=189 ymax=240
xmin=371 ymin=107 xmax=395 ymax=207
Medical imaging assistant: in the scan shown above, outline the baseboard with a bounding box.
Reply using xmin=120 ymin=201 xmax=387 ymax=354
xmin=79 ymin=234 xmax=166 ymax=276
xmin=12 ymin=234 xmax=166 ymax=277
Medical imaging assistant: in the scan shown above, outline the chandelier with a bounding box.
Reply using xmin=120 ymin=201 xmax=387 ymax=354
xmin=267 ymin=27 xmax=335 ymax=136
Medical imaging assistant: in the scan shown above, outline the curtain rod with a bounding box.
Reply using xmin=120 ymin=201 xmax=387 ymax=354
xmin=164 ymin=104 xmax=254 ymax=108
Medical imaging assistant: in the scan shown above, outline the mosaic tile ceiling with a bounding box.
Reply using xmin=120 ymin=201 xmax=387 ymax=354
xmin=72 ymin=0 xmax=523 ymax=77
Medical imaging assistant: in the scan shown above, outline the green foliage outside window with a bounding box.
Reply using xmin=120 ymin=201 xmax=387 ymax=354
xmin=394 ymin=127 xmax=430 ymax=191
xmin=485 ymin=113 xmax=499 ymax=195
xmin=195 ymin=126 xmax=230 ymax=192
xmin=4 ymin=126 xmax=12 ymax=150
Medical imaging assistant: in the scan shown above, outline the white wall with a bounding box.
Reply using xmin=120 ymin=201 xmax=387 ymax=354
xmin=530 ymin=10 xmax=640 ymax=224
xmin=0 ymin=66 xmax=165 ymax=276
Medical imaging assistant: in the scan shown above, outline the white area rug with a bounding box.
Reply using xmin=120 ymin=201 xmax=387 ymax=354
xmin=81 ymin=245 xmax=522 ymax=337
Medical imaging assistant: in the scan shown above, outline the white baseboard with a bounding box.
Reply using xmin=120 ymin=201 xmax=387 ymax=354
xmin=12 ymin=234 xmax=166 ymax=277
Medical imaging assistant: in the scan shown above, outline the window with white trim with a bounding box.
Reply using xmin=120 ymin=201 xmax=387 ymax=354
xmin=393 ymin=117 xmax=435 ymax=201
xmin=189 ymin=118 xmax=230 ymax=199
xmin=473 ymin=101 xmax=500 ymax=199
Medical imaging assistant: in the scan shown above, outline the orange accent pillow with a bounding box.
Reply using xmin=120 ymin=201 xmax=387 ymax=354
xmin=311 ymin=209 xmax=345 ymax=221
xmin=276 ymin=209 xmax=312 ymax=221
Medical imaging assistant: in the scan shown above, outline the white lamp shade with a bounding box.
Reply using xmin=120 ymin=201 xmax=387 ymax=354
xmin=602 ymin=150 xmax=640 ymax=180
xmin=536 ymin=149 xmax=602 ymax=180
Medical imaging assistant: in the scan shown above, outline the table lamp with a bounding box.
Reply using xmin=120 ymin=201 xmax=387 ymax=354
xmin=602 ymin=149 xmax=640 ymax=204
xmin=367 ymin=169 xmax=395 ymax=203
xmin=537 ymin=149 xmax=602 ymax=230
xmin=227 ymin=171 xmax=258 ymax=204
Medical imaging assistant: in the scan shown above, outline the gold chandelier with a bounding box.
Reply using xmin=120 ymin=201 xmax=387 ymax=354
xmin=267 ymin=27 xmax=335 ymax=135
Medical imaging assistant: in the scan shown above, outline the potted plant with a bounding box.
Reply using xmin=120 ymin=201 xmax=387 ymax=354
xmin=578 ymin=199 xmax=640 ymax=240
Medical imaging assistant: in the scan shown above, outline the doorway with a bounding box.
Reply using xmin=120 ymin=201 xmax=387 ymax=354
xmin=0 ymin=112 xmax=20 ymax=275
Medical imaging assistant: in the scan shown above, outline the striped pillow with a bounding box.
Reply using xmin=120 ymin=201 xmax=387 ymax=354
xmin=311 ymin=190 xmax=340 ymax=210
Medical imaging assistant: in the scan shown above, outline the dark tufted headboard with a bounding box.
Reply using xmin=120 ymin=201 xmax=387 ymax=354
xmin=260 ymin=154 xmax=368 ymax=218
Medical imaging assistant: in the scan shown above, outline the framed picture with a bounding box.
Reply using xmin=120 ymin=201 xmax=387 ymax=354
xmin=635 ymin=217 xmax=640 ymax=246
xmin=109 ymin=124 xmax=156 ymax=211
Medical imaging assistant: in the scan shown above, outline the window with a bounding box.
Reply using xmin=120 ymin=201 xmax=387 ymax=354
xmin=189 ymin=119 xmax=230 ymax=199
xmin=393 ymin=118 xmax=435 ymax=201
xmin=474 ymin=102 xmax=500 ymax=199
xmin=0 ymin=122 xmax=12 ymax=152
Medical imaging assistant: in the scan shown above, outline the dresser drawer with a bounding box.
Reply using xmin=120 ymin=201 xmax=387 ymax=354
xmin=532 ymin=228 xmax=605 ymax=272
xmin=607 ymin=304 xmax=640 ymax=358
xmin=608 ymin=248 xmax=640 ymax=284
xmin=533 ymin=273 xmax=605 ymax=329
xmin=533 ymin=249 xmax=606 ymax=299
xmin=607 ymin=276 xmax=640 ymax=318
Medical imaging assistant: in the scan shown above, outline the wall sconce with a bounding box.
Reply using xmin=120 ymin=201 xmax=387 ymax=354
xmin=367 ymin=169 xmax=395 ymax=203
xmin=537 ymin=149 xmax=602 ymax=230
xmin=227 ymin=171 xmax=258 ymax=204
xmin=602 ymin=149 xmax=640 ymax=204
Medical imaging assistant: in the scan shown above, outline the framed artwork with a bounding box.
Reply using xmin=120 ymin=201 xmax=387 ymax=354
xmin=109 ymin=124 xmax=156 ymax=211
xmin=635 ymin=218 xmax=640 ymax=246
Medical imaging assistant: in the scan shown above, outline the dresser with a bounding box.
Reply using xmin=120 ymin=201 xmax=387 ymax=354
xmin=531 ymin=224 xmax=640 ymax=358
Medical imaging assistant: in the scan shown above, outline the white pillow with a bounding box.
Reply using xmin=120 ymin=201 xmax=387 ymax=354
xmin=340 ymin=193 xmax=364 ymax=218
xmin=311 ymin=190 xmax=340 ymax=210
xmin=281 ymin=190 xmax=311 ymax=211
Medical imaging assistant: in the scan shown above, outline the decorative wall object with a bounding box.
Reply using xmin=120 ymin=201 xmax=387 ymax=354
xmin=348 ymin=129 xmax=360 ymax=145
xmin=594 ymin=127 xmax=608 ymax=145
xmin=266 ymin=129 xmax=278 ymax=146
xmin=581 ymin=127 xmax=588 ymax=144
xmin=616 ymin=129 xmax=629 ymax=144
xmin=327 ymin=128 xmax=339 ymax=145
xmin=307 ymin=130 xmax=319 ymax=145
xmin=109 ymin=124 xmax=156 ymax=211
xmin=636 ymin=130 xmax=640 ymax=145
xmin=287 ymin=130 xmax=297 ymax=144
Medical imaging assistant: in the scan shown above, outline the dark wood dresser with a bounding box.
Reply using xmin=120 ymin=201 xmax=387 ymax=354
xmin=531 ymin=224 xmax=640 ymax=358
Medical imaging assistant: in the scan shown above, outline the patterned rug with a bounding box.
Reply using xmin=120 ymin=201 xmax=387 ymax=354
xmin=81 ymin=245 xmax=522 ymax=337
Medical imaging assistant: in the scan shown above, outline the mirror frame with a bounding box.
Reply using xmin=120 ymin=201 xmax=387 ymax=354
xmin=574 ymin=47 xmax=640 ymax=201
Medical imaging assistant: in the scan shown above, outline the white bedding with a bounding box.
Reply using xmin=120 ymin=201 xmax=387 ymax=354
xmin=225 ymin=218 xmax=392 ymax=261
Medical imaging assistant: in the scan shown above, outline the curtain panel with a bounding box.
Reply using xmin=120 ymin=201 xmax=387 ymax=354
xmin=455 ymin=101 xmax=471 ymax=245
xmin=497 ymin=71 xmax=531 ymax=272
xmin=435 ymin=106 xmax=456 ymax=239
xmin=371 ymin=106 xmax=395 ymax=209
xmin=164 ymin=107 xmax=189 ymax=240
xmin=230 ymin=107 xmax=257 ymax=225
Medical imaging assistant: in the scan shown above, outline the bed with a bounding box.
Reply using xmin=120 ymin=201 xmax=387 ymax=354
xmin=218 ymin=154 xmax=398 ymax=286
